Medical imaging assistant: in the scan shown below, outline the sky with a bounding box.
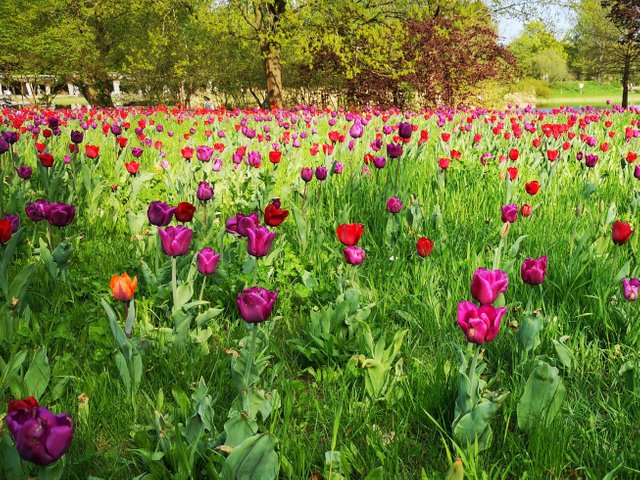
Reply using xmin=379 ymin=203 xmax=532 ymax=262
xmin=495 ymin=6 xmax=575 ymax=43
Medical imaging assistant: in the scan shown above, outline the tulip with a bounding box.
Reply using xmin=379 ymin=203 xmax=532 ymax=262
xmin=349 ymin=122 xmax=364 ymax=138
xmin=336 ymin=223 xmax=364 ymax=246
xmin=3 ymin=131 xmax=18 ymax=144
xmin=197 ymin=181 xmax=214 ymax=202
xmin=501 ymin=203 xmax=518 ymax=223
xmin=416 ymin=237 xmax=434 ymax=257
xmin=237 ymin=287 xmax=278 ymax=323
xmin=521 ymin=256 xmax=548 ymax=285
xmin=315 ymin=166 xmax=327 ymax=181
xmin=386 ymin=196 xmax=403 ymax=214
xmin=70 ymin=130 xmax=84 ymax=144
xmin=457 ymin=301 xmax=507 ymax=344
xmin=520 ymin=204 xmax=532 ymax=217
xmin=45 ymin=203 xmax=75 ymax=227
xmin=226 ymin=212 xmax=260 ymax=237
xmin=196 ymin=145 xmax=214 ymax=162
xmin=343 ymin=246 xmax=366 ymax=265
xmin=197 ymin=247 xmax=221 ymax=275
xmin=0 ymin=137 xmax=9 ymax=154
xmin=386 ymin=143 xmax=403 ymax=158
xmin=622 ymin=278 xmax=640 ymax=301
xmin=16 ymin=164 xmax=32 ymax=179
xmin=110 ymin=273 xmax=137 ymax=302
xmin=85 ymin=145 xmax=99 ymax=159
xmin=130 ymin=147 xmax=143 ymax=158
xmin=147 ymin=201 xmax=176 ymax=226
xmin=585 ymin=154 xmax=598 ymax=168
xmin=612 ymin=221 xmax=633 ymax=245
xmin=525 ymin=181 xmax=540 ymax=195
xmin=25 ymin=199 xmax=49 ymax=222
xmin=246 ymin=226 xmax=276 ymax=258
xmin=301 ymin=167 xmax=313 ymax=182
xmin=373 ymin=156 xmax=386 ymax=169
xmin=158 ymin=225 xmax=192 ymax=256
xmin=125 ymin=161 xmax=139 ymax=175
xmin=398 ymin=122 xmax=413 ymax=139
xmin=635 ymin=165 xmax=640 ymax=180
xmin=264 ymin=199 xmax=289 ymax=227
xmin=4 ymin=214 xmax=20 ymax=233
xmin=6 ymin=400 xmax=74 ymax=466
xmin=39 ymin=152 xmax=54 ymax=167
xmin=175 ymin=202 xmax=196 ymax=223
xmin=470 ymin=268 xmax=508 ymax=305
xmin=0 ymin=218 xmax=12 ymax=244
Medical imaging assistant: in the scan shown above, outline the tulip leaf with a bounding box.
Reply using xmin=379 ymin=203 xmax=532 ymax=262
xmin=1 ymin=432 xmax=25 ymax=480
xmin=8 ymin=263 xmax=35 ymax=311
xmin=223 ymin=413 xmax=259 ymax=448
xmin=38 ymin=459 xmax=64 ymax=480
xmin=0 ymin=228 xmax=24 ymax=296
xmin=221 ymin=433 xmax=279 ymax=480
xmin=517 ymin=313 xmax=544 ymax=359
xmin=605 ymin=202 xmax=617 ymax=226
xmin=24 ymin=346 xmax=50 ymax=400
xmin=452 ymin=399 xmax=497 ymax=451
xmin=552 ymin=339 xmax=573 ymax=371
xmin=614 ymin=260 xmax=632 ymax=283
xmin=517 ymin=362 xmax=565 ymax=431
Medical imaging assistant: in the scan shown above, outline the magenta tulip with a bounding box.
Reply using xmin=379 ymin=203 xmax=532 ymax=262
xmin=457 ymin=301 xmax=507 ymax=344
xmin=521 ymin=256 xmax=548 ymax=285
xmin=470 ymin=268 xmax=508 ymax=305
xmin=237 ymin=287 xmax=278 ymax=323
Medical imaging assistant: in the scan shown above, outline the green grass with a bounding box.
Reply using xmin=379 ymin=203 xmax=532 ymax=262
xmin=1 ymin=109 xmax=640 ymax=479
xmin=538 ymin=80 xmax=640 ymax=108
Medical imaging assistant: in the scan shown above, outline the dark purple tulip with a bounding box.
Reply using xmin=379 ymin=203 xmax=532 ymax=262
xmin=315 ymin=166 xmax=327 ymax=181
xmin=226 ymin=212 xmax=259 ymax=237
xmin=197 ymin=247 xmax=221 ymax=275
xmin=130 ymin=147 xmax=144 ymax=158
xmin=398 ymin=122 xmax=413 ymax=139
xmin=196 ymin=180 xmax=214 ymax=202
xmin=386 ymin=196 xmax=403 ymax=214
xmin=521 ymin=256 xmax=548 ymax=285
xmin=4 ymin=214 xmax=20 ymax=233
xmin=246 ymin=226 xmax=276 ymax=257
xmin=158 ymin=225 xmax=192 ymax=256
xmin=47 ymin=117 xmax=59 ymax=129
xmin=301 ymin=167 xmax=313 ymax=182
xmin=576 ymin=151 xmax=584 ymax=161
xmin=45 ymin=203 xmax=75 ymax=227
xmin=585 ymin=154 xmax=598 ymax=168
xmin=635 ymin=165 xmax=640 ymax=179
xmin=16 ymin=164 xmax=32 ymax=179
xmin=3 ymin=131 xmax=18 ymax=144
xmin=7 ymin=405 xmax=74 ymax=466
xmin=147 ymin=201 xmax=176 ymax=227
xmin=236 ymin=287 xmax=278 ymax=323
xmin=70 ymin=130 xmax=84 ymax=144
xmin=0 ymin=137 xmax=9 ymax=154
xmin=25 ymin=200 xmax=49 ymax=222
xmin=110 ymin=124 xmax=122 ymax=136
xmin=386 ymin=143 xmax=403 ymax=159
xmin=373 ymin=156 xmax=386 ymax=169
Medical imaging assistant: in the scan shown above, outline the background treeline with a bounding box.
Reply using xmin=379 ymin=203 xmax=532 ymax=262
xmin=0 ymin=0 xmax=637 ymax=107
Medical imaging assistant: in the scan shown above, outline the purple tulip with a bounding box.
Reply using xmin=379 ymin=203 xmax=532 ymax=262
xmin=343 ymin=246 xmax=366 ymax=265
xmin=398 ymin=122 xmax=413 ymax=139
xmin=25 ymin=200 xmax=49 ymax=222
xmin=373 ymin=156 xmax=386 ymax=169
xmin=130 ymin=147 xmax=143 ymax=158
xmin=44 ymin=203 xmax=75 ymax=227
xmin=501 ymin=203 xmax=518 ymax=223
xmin=158 ymin=225 xmax=192 ymax=256
xmin=16 ymin=164 xmax=32 ymax=179
xmin=585 ymin=154 xmax=598 ymax=168
xmin=147 ymin=201 xmax=176 ymax=227
xmin=301 ymin=167 xmax=313 ymax=182
xmin=349 ymin=122 xmax=364 ymax=139
xmin=634 ymin=165 xmax=640 ymax=180
xmin=457 ymin=301 xmax=507 ymax=344
xmin=471 ymin=268 xmax=509 ymax=305
xmin=197 ymin=181 xmax=214 ymax=202
xmin=197 ymin=247 xmax=221 ymax=275
xmin=315 ymin=166 xmax=327 ymax=181
xmin=226 ymin=212 xmax=259 ymax=237
xmin=386 ymin=196 xmax=403 ymax=214
xmin=110 ymin=124 xmax=122 ymax=136
xmin=196 ymin=145 xmax=214 ymax=162
xmin=386 ymin=143 xmax=403 ymax=159
xmin=246 ymin=226 xmax=276 ymax=257
xmin=7 ymin=405 xmax=74 ymax=466
xmin=334 ymin=162 xmax=344 ymax=174
xmin=237 ymin=287 xmax=278 ymax=323
xmin=213 ymin=158 xmax=223 ymax=171
xmin=3 ymin=131 xmax=18 ymax=144
xmin=48 ymin=117 xmax=59 ymax=129
xmin=521 ymin=256 xmax=548 ymax=285
xmin=623 ymin=278 xmax=640 ymax=301
xmin=0 ymin=137 xmax=9 ymax=154
xmin=383 ymin=125 xmax=392 ymax=135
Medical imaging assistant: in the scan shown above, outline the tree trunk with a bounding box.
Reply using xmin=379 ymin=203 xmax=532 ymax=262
xmin=622 ymin=52 xmax=631 ymax=108
xmin=264 ymin=45 xmax=283 ymax=109
xmin=79 ymin=74 xmax=113 ymax=107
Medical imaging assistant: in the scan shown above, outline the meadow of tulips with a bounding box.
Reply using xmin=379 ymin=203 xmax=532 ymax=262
xmin=1 ymin=103 xmax=640 ymax=479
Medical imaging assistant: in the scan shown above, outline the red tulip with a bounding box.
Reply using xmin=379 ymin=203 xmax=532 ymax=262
xmin=507 ymin=167 xmax=518 ymax=181
xmin=85 ymin=145 xmax=100 ymax=159
xmin=612 ymin=221 xmax=634 ymax=245
xmin=38 ymin=152 xmax=54 ymax=167
xmin=336 ymin=223 xmax=364 ymax=246
xmin=264 ymin=199 xmax=289 ymax=227
xmin=509 ymin=148 xmax=519 ymax=161
xmin=525 ymin=181 xmax=540 ymax=195
xmin=547 ymin=150 xmax=559 ymax=161
xmin=416 ymin=237 xmax=434 ymax=257
xmin=520 ymin=204 xmax=532 ymax=217
xmin=175 ymin=202 xmax=196 ymax=223
xmin=269 ymin=151 xmax=282 ymax=164
xmin=0 ymin=218 xmax=12 ymax=244
xmin=125 ymin=161 xmax=140 ymax=175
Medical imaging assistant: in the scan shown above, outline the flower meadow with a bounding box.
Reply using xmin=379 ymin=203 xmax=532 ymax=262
xmin=1 ymin=104 xmax=640 ymax=479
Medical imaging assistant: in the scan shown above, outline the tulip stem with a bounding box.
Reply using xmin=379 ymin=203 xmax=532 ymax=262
xmin=469 ymin=345 xmax=480 ymax=381
xmin=171 ymin=257 xmax=178 ymax=312
xmin=198 ymin=276 xmax=207 ymax=303
xmin=243 ymin=324 xmax=258 ymax=418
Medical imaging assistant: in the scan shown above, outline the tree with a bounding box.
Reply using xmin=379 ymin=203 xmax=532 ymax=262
xmin=602 ymin=0 xmax=640 ymax=106
xmin=509 ymin=21 xmax=570 ymax=80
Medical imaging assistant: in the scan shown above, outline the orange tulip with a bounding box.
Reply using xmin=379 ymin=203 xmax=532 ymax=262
xmin=110 ymin=273 xmax=137 ymax=302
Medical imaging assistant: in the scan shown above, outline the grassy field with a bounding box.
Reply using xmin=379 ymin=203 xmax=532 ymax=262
xmin=1 ymin=106 xmax=640 ymax=479
xmin=537 ymin=81 xmax=640 ymax=108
